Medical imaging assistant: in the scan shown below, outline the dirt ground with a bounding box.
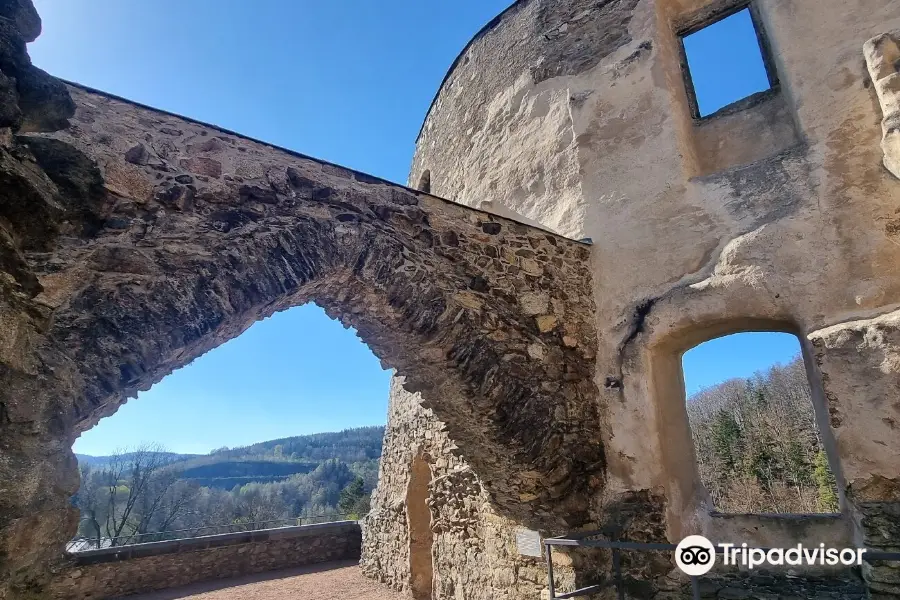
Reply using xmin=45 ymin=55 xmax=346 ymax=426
xmin=126 ymin=561 xmax=404 ymax=600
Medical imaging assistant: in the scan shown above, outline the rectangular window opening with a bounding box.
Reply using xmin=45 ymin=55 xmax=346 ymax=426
xmin=680 ymin=6 xmax=775 ymax=119
xmin=682 ymin=332 xmax=841 ymax=515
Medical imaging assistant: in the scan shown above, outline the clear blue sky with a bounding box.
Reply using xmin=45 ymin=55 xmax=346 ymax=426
xmin=683 ymin=8 xmax=771 ymax=116
xmin=27 ymin=1 xmax=793 ymax=455
xmin=30 ymin=0 xmax=516 ymax=184
xmin=682 ymin=332 xmax=802 ymax=396
xmin=74 ymin=305 xmax=393 ymax=455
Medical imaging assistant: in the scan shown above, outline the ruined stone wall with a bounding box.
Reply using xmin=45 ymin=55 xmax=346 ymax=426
xmin=364 ymin=378 xmax=813 ymax=600
xmin=363 ymin=378 xmax=870 ymax=600
xmin=48 ymin=522 xmax=361 ymax=600
xmin=0 ymin=4 xmax=604 ymax=590
xmin=412 ymin=0 xmax=900 ymax=512
xmin=2 ymin=0 xmax=900 ymax=597
xmin=397 ymin=0 xmax=900 ymax=596
xmin=361 ymin=377 xmax=555 ymax=600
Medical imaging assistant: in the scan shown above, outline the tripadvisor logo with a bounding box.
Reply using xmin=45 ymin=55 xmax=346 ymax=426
xmin=675 ymin=535 xmax=716 ymax=576
xmin=675 ymin=535 xmax=867 ymax=576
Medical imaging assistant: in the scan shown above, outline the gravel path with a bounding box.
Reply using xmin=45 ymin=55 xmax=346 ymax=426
xmin=126 ymin=561 xmax=404 ymax=600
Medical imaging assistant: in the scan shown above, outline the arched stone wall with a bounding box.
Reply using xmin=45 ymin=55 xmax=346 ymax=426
xmin=5 ymin=0 xmax=900 ymax=597
xmin=0 ymin=20 xmax=602 ymax=594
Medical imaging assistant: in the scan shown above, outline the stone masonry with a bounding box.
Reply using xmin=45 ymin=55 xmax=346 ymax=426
xmin=361 ymin=378 xmax=556 ymax=600
xmin=363 ymin=379 xmax=870 ymax=600
xmin=0 ymin=3 xmax=602 ymax=596
xmin=368 ymin=0 xmax=900 ymax=597
xmin=47 ymin=521 xmax=362 ymax=600
xmin=2 ymin=0 xmax=900 ymax=598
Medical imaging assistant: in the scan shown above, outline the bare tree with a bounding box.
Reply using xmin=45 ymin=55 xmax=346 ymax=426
xmin=99 ymin=443 xmax=197 ymax=545
xmin=133 ymin=474 xmax=200 ymax=539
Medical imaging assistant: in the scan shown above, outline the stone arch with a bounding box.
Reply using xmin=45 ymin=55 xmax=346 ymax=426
xmin=0 ymin=81 xmax=602 ymax=591
xmin=417 ymin=170 xmax=431 ymax=194
xmin=645 ymin=316 xmax=847 ymax=536
xmin=407 ymin=453 xmax=434 ymax=600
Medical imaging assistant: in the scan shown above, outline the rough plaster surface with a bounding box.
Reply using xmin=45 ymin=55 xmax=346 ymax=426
xmin=401 ymin=0 xmax=900 ymax=596
xmin=809 ymin=309 xmax=900 ymax=498
xmin=411 ymin=0 xmax=900 ymax=523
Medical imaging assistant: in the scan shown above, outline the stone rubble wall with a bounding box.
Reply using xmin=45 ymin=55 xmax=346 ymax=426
xmin=362 ymin=379 xmax=872 ymax=600
xmin=407 ymin=0 xmax=900 ymax=596
xmin=361 ymin=377 xmax=558 ymax=600
xmin=0 ymin=1 xmax=605 ymax=590
xmin=47 ymin=522 xmax=361 ymax=600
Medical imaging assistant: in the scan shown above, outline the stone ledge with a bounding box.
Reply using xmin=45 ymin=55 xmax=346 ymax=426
xmin=706 ymin=511 xmax=851 ymax=547
xmin=71 ymin=521 xmax=360 ymax=565
xmin=50 ymin=521 xmax=363 ymax=600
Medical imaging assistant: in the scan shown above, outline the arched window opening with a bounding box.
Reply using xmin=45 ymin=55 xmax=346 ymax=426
xmin=417 ymin=170 xmax=431 ymax=194
xmin=682 ymin=332 xmax=839 ymax=515
xmin=407 ymin=454 xmax=434 ymax=600
xmin=69 ymin=303 xmax=389 ymax=551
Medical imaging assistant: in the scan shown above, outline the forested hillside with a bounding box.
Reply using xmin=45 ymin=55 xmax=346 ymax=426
xmin=75 ymin=451 xmax=199 ymax=467
xmin=72 ymin=426 xmax=384 ymax=548
xmin=686 ymin=356 xmax=839 ymax=514
xmin=210 ymin=426 xmax=383 ymax=462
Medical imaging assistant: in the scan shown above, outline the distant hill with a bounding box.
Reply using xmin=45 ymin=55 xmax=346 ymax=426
xmin=75 ymin=426 xmax=385 ymax=489
xmin=178 ymin=460 xmax=319 ymax=489
xmin=209 ymin=426 xmax=384 ymax=462
xmin=75 ymin=451 xmax=200 ymax=467
xmin=71 ymin=426 xmax=386 ymax=546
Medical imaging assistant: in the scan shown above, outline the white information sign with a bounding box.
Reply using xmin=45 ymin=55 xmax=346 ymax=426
xmin=515 ymin=528 xmax=543 ymax=557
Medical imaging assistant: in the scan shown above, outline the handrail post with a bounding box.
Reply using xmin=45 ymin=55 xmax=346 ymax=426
xmin=613 ymin=548 xmax=624 ymax=600
xmin=546 ymin=543 xmax=556 ymax=599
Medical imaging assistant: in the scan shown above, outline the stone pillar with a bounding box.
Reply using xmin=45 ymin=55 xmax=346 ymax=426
xmin=0 ymin=2 xmax=82 ymax=594
xmin=810 ymin=312 xmax=900 ymax=599
xmin=0 ymin=429 xmax=80 ymax=599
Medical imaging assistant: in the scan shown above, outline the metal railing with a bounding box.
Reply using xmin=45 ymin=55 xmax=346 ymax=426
xmin=544 ymin=532 xmax=900 ymax=600
xmin=67 ymin=513 xmax=354 ymax=552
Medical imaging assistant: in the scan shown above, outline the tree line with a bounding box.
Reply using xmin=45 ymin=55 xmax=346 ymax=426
xmin=686 ymin=356 xmax=839 ymax=514
xmin=208 ymin=425 xmax=383 ymax=463
xmin=72 ymin=427 xmax=381 ymax=549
